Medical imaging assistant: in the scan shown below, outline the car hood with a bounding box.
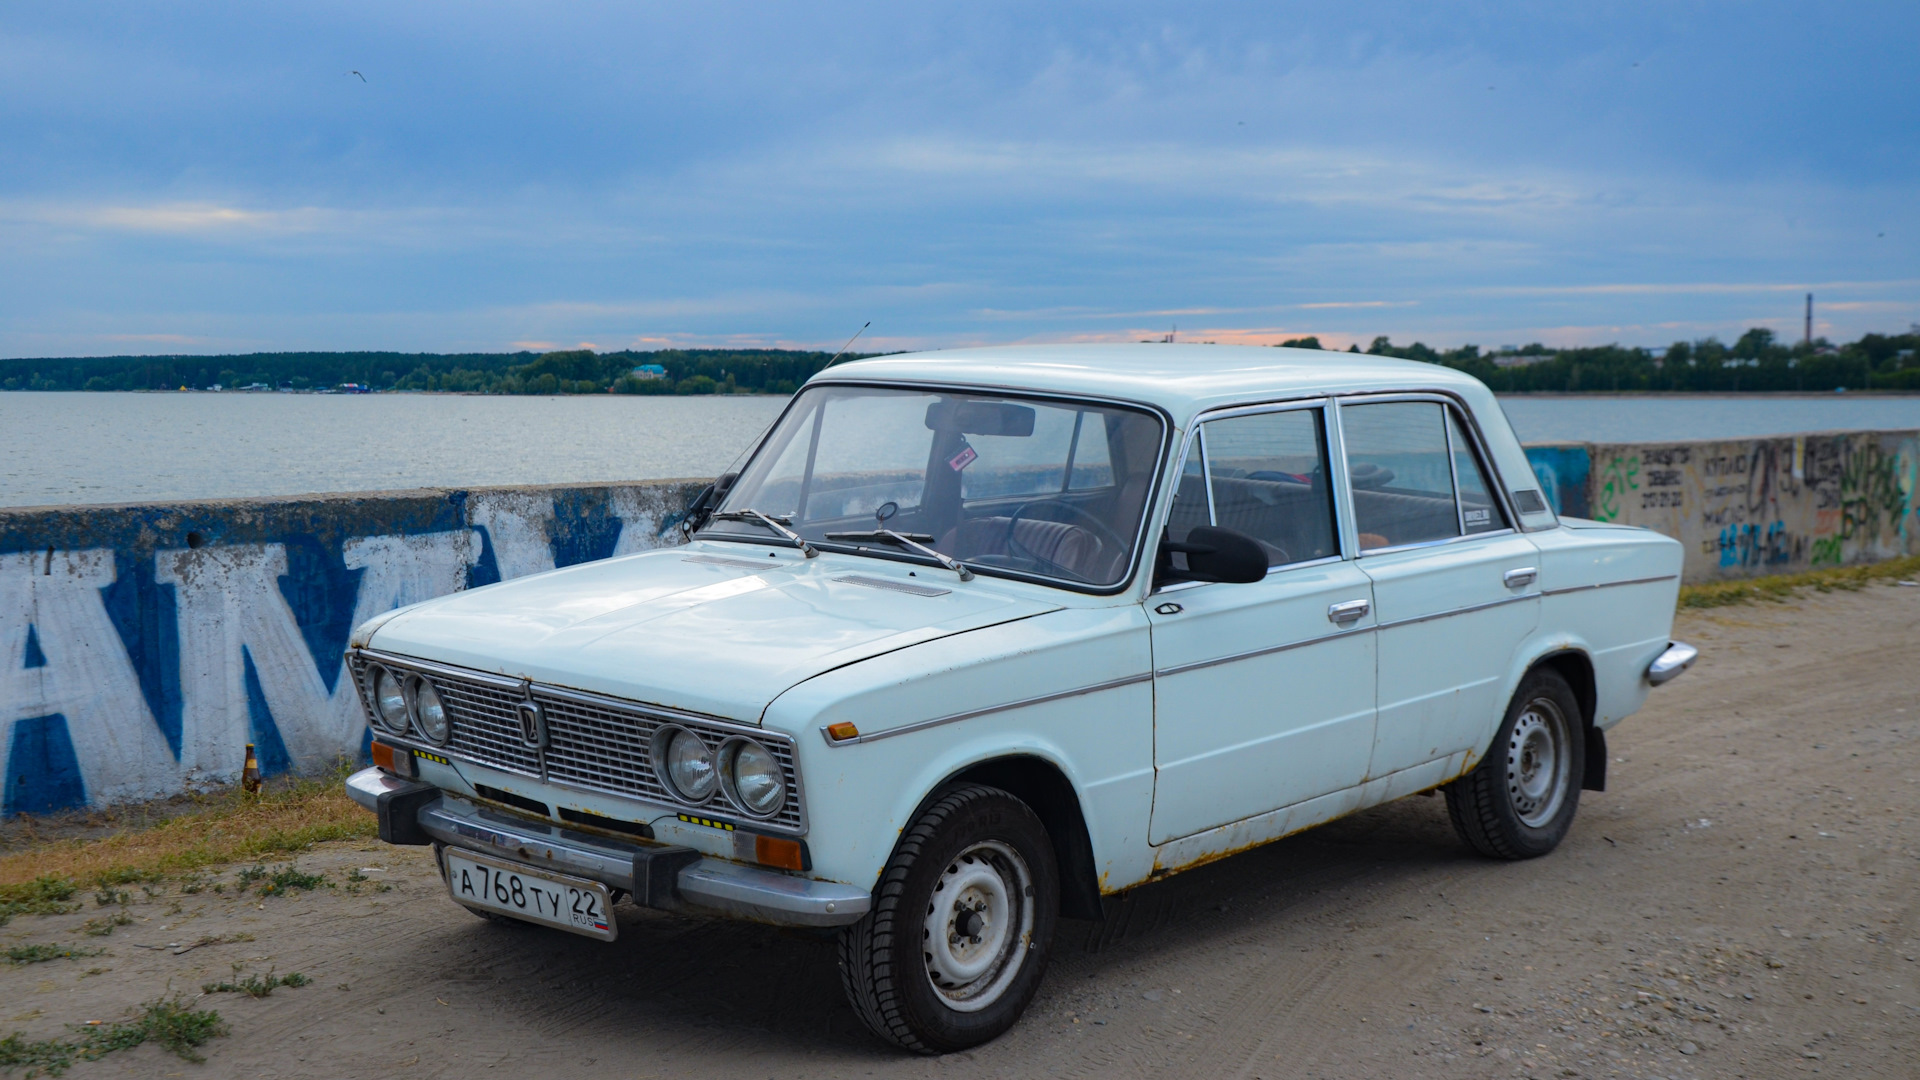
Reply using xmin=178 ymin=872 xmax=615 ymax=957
xmin=361 ymin=543 xmax=1063 ymax=724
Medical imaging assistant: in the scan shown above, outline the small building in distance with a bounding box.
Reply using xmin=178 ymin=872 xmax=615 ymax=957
xmin=630 ymin=364 xmax=668 ymax=380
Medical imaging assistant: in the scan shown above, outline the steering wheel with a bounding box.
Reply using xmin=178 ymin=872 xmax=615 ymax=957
xmin=1003 ymin=499 xmax=1131 ymax=581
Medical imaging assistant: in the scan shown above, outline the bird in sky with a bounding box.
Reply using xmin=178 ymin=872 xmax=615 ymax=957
xmin=348 ymin=70 xmax=366 ymax=82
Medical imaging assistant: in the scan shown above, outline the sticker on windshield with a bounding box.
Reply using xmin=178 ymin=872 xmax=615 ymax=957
xmin=948 ymin=445 xmax=977 ymax=472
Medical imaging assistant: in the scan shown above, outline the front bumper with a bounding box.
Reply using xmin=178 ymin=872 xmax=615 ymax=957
xmin=345 ymin=767 xmax=869 ymax=928
xmin=1646 ymin=640 xmax=1698 ymax=686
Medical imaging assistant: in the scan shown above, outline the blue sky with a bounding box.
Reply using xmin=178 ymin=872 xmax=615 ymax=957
xmin=3 ymin=2 xmax=1916 ymax=357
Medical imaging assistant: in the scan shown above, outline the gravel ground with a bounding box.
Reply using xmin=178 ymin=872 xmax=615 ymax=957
xmin=2 ymin=582 xmax=1915 ymax=1079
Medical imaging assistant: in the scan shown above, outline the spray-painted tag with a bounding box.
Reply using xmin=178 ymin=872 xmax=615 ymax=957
xmin=948 ymin=445 xmax=977 ymax=472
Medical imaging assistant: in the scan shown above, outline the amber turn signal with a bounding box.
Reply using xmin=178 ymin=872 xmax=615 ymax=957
xmin=370 ymin=741 xmax=415 ymax=779
xmin=754 ymin=834 xmax=806 ymax=872
xmin=825 ymin=721 xmax=859 ymax=742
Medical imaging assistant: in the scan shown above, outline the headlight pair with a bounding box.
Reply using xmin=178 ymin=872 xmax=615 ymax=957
xmin=653 ymin=726 xmax=786 ymax=818
xmin=368 ymin=666 xmax=451 ymax=745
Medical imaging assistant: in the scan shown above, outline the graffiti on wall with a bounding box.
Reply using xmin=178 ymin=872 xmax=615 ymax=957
xmin=1 ymin=481 xmax=699 ymax=816
xmin=1583 ymin=432 xmax=1919 ymax=584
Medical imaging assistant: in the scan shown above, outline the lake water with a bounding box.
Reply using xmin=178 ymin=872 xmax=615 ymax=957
xmin=3 ymin=391 xmax=1918 ymax=509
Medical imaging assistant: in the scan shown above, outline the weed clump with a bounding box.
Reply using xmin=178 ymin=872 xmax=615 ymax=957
xmin=1 ymin=945 xmax=104 ymax=967
xmin=79 ymin=912 xmax=130 ymax=937
xmin=201 ymin=970 xmax=311 ymax=998
xmin=0 ymin=996 xmax=227 ymax=1075
xmin=239 ymin=864 xmax=328 ymax=897
xmin=0 ymin=879 xmax=80 ymax=926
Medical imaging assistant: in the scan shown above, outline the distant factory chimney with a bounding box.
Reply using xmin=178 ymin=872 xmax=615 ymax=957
xmin=1805 ymin=293 xmax=1813 ymax=347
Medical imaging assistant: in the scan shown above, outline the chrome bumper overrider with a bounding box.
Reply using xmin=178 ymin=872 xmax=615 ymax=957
xmin=345 ymin=767 xmax=868 ymax=928
xmin=1646 ymin=640 xmax=1698 ymax=686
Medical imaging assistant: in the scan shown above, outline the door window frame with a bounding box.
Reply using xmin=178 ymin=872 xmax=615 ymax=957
xmin=1329 ymin=392 xmax=1521 ymax=558
xmin=1153 ymin=397 xmax=1350 ymax=592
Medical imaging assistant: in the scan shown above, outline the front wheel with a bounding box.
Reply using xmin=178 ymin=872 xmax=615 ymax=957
xmin=1445 ymin=668 xmax=1585 ymax=860
xmin=838 ymin=784 xmax=1059 ymax=1053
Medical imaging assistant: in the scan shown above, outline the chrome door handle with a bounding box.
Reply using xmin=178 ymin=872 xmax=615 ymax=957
xmin=1503 ymin=567 xmax=1538 ymax=589
xmin=1327 ymin=599 xmax=1370 ymax=624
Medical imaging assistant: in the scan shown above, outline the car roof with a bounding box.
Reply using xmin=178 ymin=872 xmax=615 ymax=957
xmin=814 ymin=344 xmax=1490 ymax=427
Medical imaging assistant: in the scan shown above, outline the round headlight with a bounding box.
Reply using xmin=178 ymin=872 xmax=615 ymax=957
xmin=660 ymin=728 xmax=718 ymax=802
xmin=413 ymin=680 xmax=450 ymax=744
xmin=724 ymin=739 xmax=786 ymax=817
xmin=372 ymin=668 xmax=411 ymax=735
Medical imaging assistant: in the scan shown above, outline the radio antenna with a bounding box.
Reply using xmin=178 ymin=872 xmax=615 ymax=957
xmin=824 ymin=321 xmax=871 ymax=367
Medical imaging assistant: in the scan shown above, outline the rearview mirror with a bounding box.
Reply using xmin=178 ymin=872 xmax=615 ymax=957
xmin=925 ymin=400 xmax=1036 ymax=437
xmin=1160 ymin=526 xmax=1267 ymax=584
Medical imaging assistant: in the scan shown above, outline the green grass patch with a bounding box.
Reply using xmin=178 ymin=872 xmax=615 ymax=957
xmin=201 ymin=970 xmax=311 ymax=998
xmin=1 ymin=945 xmax=104 ymax=967
xmin=0 ymin=996 xmax=227 ymax=1076
xmin=79 ymin=912 xmax=130 ymax=937
xmin=0 ymin=879 xmax=80 ymax=926
xmin=0 ymin=764 xmax=372 ymax=901
xmin=1678 ymin=554 xmax=1920 ymax=610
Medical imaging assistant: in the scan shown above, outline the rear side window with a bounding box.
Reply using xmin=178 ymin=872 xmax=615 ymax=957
xmin=1341 ymin=400 xmax=1507 ymax=550
xmin=1169 ymin=407 xmax=1338 ymax=567
xmin=1448 ymin=410 xmax=1509 ymax=535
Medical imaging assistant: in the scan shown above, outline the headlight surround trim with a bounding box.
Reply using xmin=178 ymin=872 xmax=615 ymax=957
xmin=652 ymin=725 xmax=720 ymax=805
xmin=719 ymin=737 xmax=788 ymax=819
xmin=411 ymin=678 xmax=452 ymax=745
xmin=370 ymin=665 xmax=413 ymax=736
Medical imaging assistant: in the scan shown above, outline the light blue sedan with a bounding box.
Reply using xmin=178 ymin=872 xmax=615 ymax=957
xmin=345 ymin=344 xmax=1695 ymax=1052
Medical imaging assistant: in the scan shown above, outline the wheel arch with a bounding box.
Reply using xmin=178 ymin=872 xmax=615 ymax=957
xmin=925 ymin=755 xmax=1104 ymax=921
xmin=1530 ymin=647 xmax=1605 ymax=792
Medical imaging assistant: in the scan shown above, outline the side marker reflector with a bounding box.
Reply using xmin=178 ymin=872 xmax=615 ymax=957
xmin=825 ymin=721 xmax=859 ymax=742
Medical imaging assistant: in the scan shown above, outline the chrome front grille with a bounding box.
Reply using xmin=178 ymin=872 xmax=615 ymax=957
xmin=348 ymin=651 xmax=804 ymax=834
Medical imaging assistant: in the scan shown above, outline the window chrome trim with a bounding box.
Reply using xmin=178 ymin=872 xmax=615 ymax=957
xmin=1331 ymin=389 xmax=1526 ymax=533
xmin=819 ymin=672 xmax=1153 ymax=746
xmin=1158 ymin=396 xmax=1343 ymax=582
xmin=1355 ymin=527 xmax=1519 ymax=558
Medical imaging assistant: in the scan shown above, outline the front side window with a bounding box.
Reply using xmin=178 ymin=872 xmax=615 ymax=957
xmin=1341 ymin=400 xmax=1508 ymax=550
xmin=707 ymin=385 xmax=1165 ymax=588
xmin=1167 ymin=407 xmax=1339 ymax=568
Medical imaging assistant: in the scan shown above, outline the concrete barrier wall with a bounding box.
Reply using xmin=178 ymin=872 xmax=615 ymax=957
xmin=4 ymin=427 xmax=1917 ymax=815
xmin=1526 ymin=429 xmax=1920 ymax=583
xmin=1 ymin=481 xmax=702 ymax=816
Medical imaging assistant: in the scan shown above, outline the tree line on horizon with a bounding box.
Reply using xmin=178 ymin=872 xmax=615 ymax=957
xmin=3 ymin=328 xmax=1917 ymax=394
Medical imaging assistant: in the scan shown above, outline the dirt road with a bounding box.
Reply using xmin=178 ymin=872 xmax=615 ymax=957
xmin=5 ymin=583 xmax=1917 ymax=1079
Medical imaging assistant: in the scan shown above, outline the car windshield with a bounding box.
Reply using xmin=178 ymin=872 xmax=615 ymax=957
xmin=704 ymin=385 xmax=1165 ymax=587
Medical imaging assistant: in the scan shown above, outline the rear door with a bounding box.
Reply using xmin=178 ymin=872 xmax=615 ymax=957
xmin=1147 ymin=401 xmax=1378 ymax=844
xmin=1338 ymin=397 xmax=1541 ymax=781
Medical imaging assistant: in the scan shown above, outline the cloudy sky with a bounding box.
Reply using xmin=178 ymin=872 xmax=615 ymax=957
xmin=3 ymin=2 xmax=1916 ymax=357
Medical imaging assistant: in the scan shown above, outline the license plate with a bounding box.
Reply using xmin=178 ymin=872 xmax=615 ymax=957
xmin=442 ymin=849 xmax=616 ymax=941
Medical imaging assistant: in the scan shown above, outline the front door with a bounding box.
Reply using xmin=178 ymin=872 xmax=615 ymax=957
xmin=1338 ymin=398 xmax=1542 ymax=781
xmin=1148 ymin=403 xmax=1378 ymax=845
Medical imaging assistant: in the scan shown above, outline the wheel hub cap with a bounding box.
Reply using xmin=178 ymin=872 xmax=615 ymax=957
xmin=921 ymin=841 xmax=1034 ymax=1012
xmin=1506 ymin=698 xmax=1570 ymax=829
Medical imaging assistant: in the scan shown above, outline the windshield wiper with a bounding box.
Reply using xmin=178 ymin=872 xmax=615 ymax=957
xmin=711 ymin=509 xmax=818 ymax=558
xmin=824 ymin=529 xmax=974 ymax=581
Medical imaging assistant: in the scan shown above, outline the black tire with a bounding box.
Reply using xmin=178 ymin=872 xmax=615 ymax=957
xmin=838 ymin=784 xmax=1059 ymax=1053
xmin=1445 ymin=668 xmax=1585 ymax=860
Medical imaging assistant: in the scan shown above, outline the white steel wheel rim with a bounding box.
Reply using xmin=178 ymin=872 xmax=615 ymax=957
xmin=921 ymin=840 xmax=1034 ymax=1013
xmin=1507 ymin=697 xmax=1571 ymax=828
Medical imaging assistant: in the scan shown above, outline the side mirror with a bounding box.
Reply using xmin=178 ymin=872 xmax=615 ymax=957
xmin=680 ymin=472 xmax=738 ymax=535
xmin=1160 ymin=525 xmax=1268 ymax=584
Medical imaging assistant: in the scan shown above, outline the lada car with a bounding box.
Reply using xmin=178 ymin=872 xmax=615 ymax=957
xmin=345 ymin=344 xmax=1696 ymax=1052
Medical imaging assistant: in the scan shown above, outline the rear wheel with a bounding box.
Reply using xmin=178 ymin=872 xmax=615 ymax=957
xmin=838 ymin=785 xmax=1058 ymax=1053
xmin=1445 ymin=668 xmax=1585 ymax=860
